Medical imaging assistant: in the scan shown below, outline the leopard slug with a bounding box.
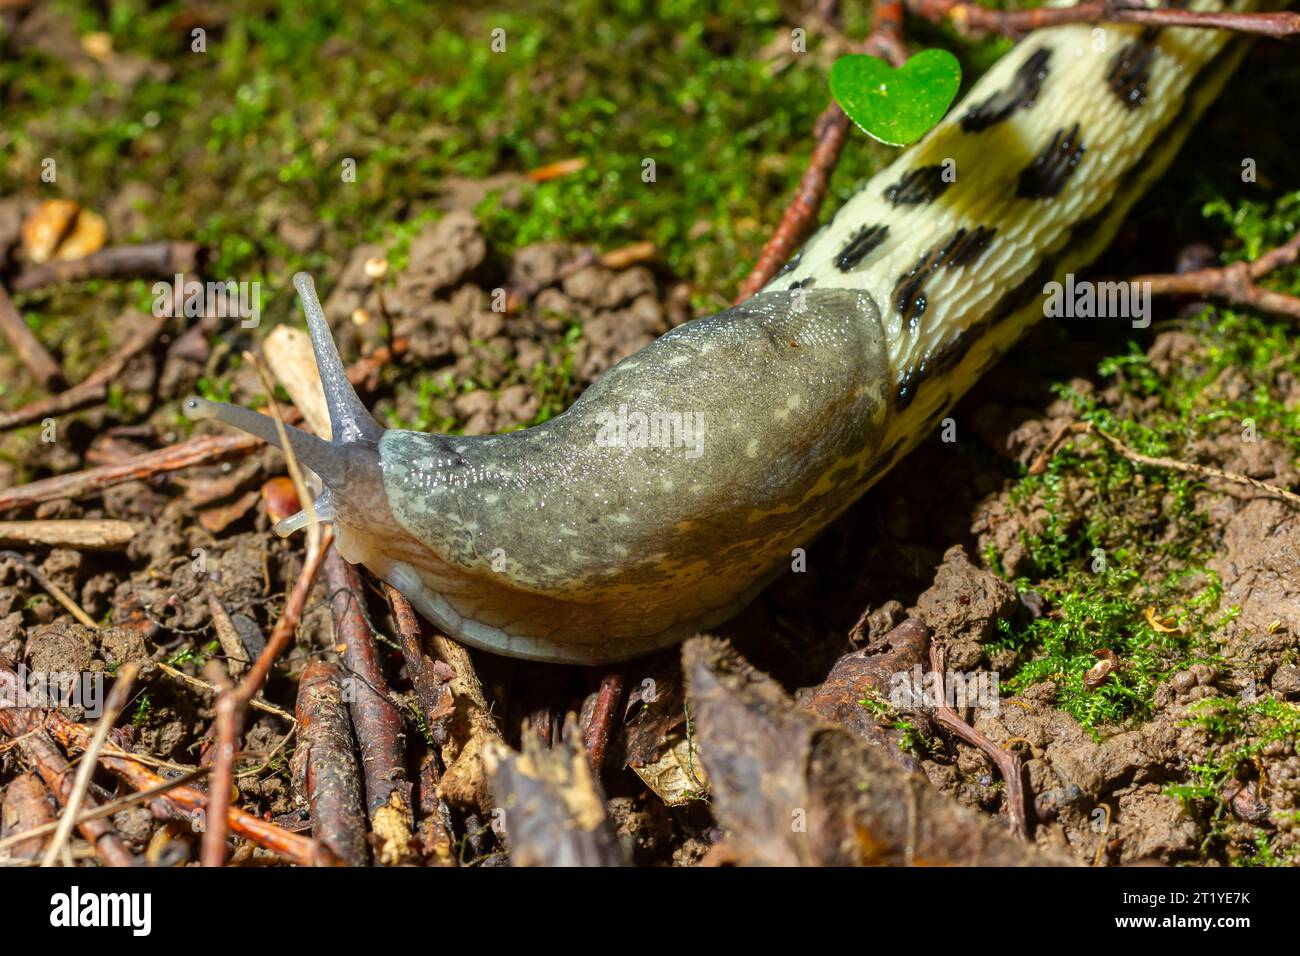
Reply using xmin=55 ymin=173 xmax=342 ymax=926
xmin=186 ymin=5 xmax=1257 ymax=664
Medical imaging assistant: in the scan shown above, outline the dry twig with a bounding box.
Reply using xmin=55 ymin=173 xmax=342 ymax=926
xmin=0 ymin=767 xmax=207 ymax=857
xmin=927 ymin=644 xmax=1029 ymax=839
xmin=582 ymin=668 xmax=625 ymax=778
xmin=904 ymin=0 xmax=1300 ymax=38
xmin=0 ymin=519 xmax=134 ymax=550
xmin=292 ymin=661 xmax=369 ymax=866
xmin=1 ymin=773 xmax=56 ymax=860
xmin=40 ymin=664 xmax=139 ymax=866
xmin=11 ymin=241 xmax=202 ymax=293
xmin=0 ymin=284 xmax=62 ymax=388
xmin=0 ymin=432 xmax=261 ymax=513
xmin=0 ymin=675 xmax=135 ymax=867
xmin=386 ymin=586 xmax=502 ymax=813
xmin=0 ymin=310 xmax=168 ymax=432
xmin=1029 ymin=420 xmax=1300 ymax=507
xmin=1133 ymin=232 xmax=1300 ymax=321
xmin=323 ymin=549 xmax=412 ymax=833
xmin=39 ymin=711 xmax=327 ymax=865
xmin=156 ymin=662 xmax=294 ymax=721
xmin=0 ymin=551 xmax=97 ymax=627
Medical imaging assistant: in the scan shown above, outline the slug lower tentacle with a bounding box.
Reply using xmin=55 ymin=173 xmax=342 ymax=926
xmin=189 ymin=3 xmax=1262 ymax=664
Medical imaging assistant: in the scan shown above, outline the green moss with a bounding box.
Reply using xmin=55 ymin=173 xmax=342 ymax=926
xmin=860 ymin=690 xmax=931 ymax=755
xmin=128 ymin=691 xmax=153 ymax=725
xmin=1165 ymin=695 xmax=1300 ymax=866
xmin=985 ymin=189 xmax=1300 ymax=738
xmin=991 ymin=569 xmax=1228 ymax=733
xmin=987 ymin=386 xmax=1225 ymax=733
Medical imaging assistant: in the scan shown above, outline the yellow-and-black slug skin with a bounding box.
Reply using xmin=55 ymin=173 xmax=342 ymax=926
xmin=188 ymin=2 xmax=1265 ymax=663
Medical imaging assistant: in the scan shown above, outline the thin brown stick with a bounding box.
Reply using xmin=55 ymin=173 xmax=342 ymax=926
xmin=1132 ymin=232 xmax=1300 ymax=321
xmin=11 ymin=241 xmax=202 ymax=293
xmin=734 ymin=103 xmax=849 ymax=303
xmin=0 ymin=692 xmax=135 ymax=867
xmin=928 ymin=643 xmax=1029 ymax=839
xmin=414 ymin=746 xmax=455 ymax=865
xmin=386 ymin=586 xmax=455 ymax=743
xmin=1108 ymin=5 xmax=1300 ymax=36
xmin=1028 ymin=420 xmax=1300 ymax=506
xmin=734 ymin=2 xmax=909 ymax=303
xmin=0 ymin=432 xmax=260 ymax=513
xmin=156 ymin=662 xmax=294 ymax=721
xmin=0 ymin=310 xmax=168 ymax=432
xmin=40 ymin=664 xmax=138 ymax=866
xmin=582 ymin=669 xmax=625 ymax=777
xmin=208 ymin=593 xmax=251 ymax=677
xmin=292 ymin=660 xmax=369 ymax=866
xmin=863 ymin=0 xmax=909 ymax=66
xmin=39 ymin=711 xmax=328 ymax=865
xmin=0 ymin=320 xmax=393 ymax=514
xmin=323 ymin=548 xmax=411 ymax=825
xmin=1 ymin=773 xmax=56 ymax=860
xmin=385 ymin=586 xmax=502 ymax=812
xmin=0 ymin=767 xmax=208 ymax=855
xmin=0 ymin=284 xmax=62 ymax=389
xmin=904 ymin=0 xmax=1300 ymax=38
xmin=201 ymin=526 xmax=332 ymax=866
xmin=0 ymin=518 xmax=134 ymax=550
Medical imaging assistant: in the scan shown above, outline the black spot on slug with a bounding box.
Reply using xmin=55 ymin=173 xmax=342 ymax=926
xmin=1067 ymin=207 xmax=1112 ymax=249
xmin=978 ymin=348 xmax=1005 ymax=376
xmin=961 ymin=47 xmax=1052 ymax=133
xmin=834 ymin=224 xmax=889 ymax=272
xmin=884 ymin=165 xmax=952 ymax=206
xmin=1107 ymin=31 xmax=1158 ymax=109
xmin=775 ymin=250 xmax=802 ymax=277
xmin=925 ymin=404 xmax=950 ymax=432
xmin=945 ymin=225 xmax=997 ymax=269
xmin=790 ymin=276 xmax=816 ymax=289
xmin=893 ymin=325 xmax=980 ymax=412
xmin=889 ymin=23 xmax=1245 ymax=426
xmin=893 ymin=275 xmax=930 ymax=328
xmin=889 ymin=30 xmax=1243 ymax=420
xmin=892 ymin=226 xmax=997 ymax=327
xmin=895 ymin=370 xmax=920 ymax=411
xmin=929 ymin=326 xmax=979 ymax=378
xmin=1017 ymin=123 xmax=1086 ymax=199
xmin=827 ymin=459 xmax=859 ymax=487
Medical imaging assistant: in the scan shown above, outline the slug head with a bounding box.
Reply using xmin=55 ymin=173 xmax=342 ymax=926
xmin=182 ymin=273 xmax=398 ymax=555
xmin=181 ymin=273 xmax=570 ymax=658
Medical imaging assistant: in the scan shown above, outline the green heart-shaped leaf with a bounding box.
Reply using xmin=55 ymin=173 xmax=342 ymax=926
xmin=830 ymin=49 xmax=962 ymax=147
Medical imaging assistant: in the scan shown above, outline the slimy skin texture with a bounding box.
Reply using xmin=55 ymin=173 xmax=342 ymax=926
xmin=187 ymin=2 xmax=1257 ymax=663
xmin=371 ymin=289 xmax=887 ymax=661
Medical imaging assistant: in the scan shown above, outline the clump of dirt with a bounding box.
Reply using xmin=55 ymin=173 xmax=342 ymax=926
xmin=316 ymin=210 xmax=690 ymax=436
xmin=913 ymin=545 xmax=1021 ymax=671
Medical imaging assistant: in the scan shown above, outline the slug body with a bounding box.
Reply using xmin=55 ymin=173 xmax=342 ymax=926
xmin=188 ymin=4 xmax=1256 ymax=663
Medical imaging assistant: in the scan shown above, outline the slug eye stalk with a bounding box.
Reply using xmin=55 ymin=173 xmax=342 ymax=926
xmin=182 ymin=273 xmax=385 ymax=537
